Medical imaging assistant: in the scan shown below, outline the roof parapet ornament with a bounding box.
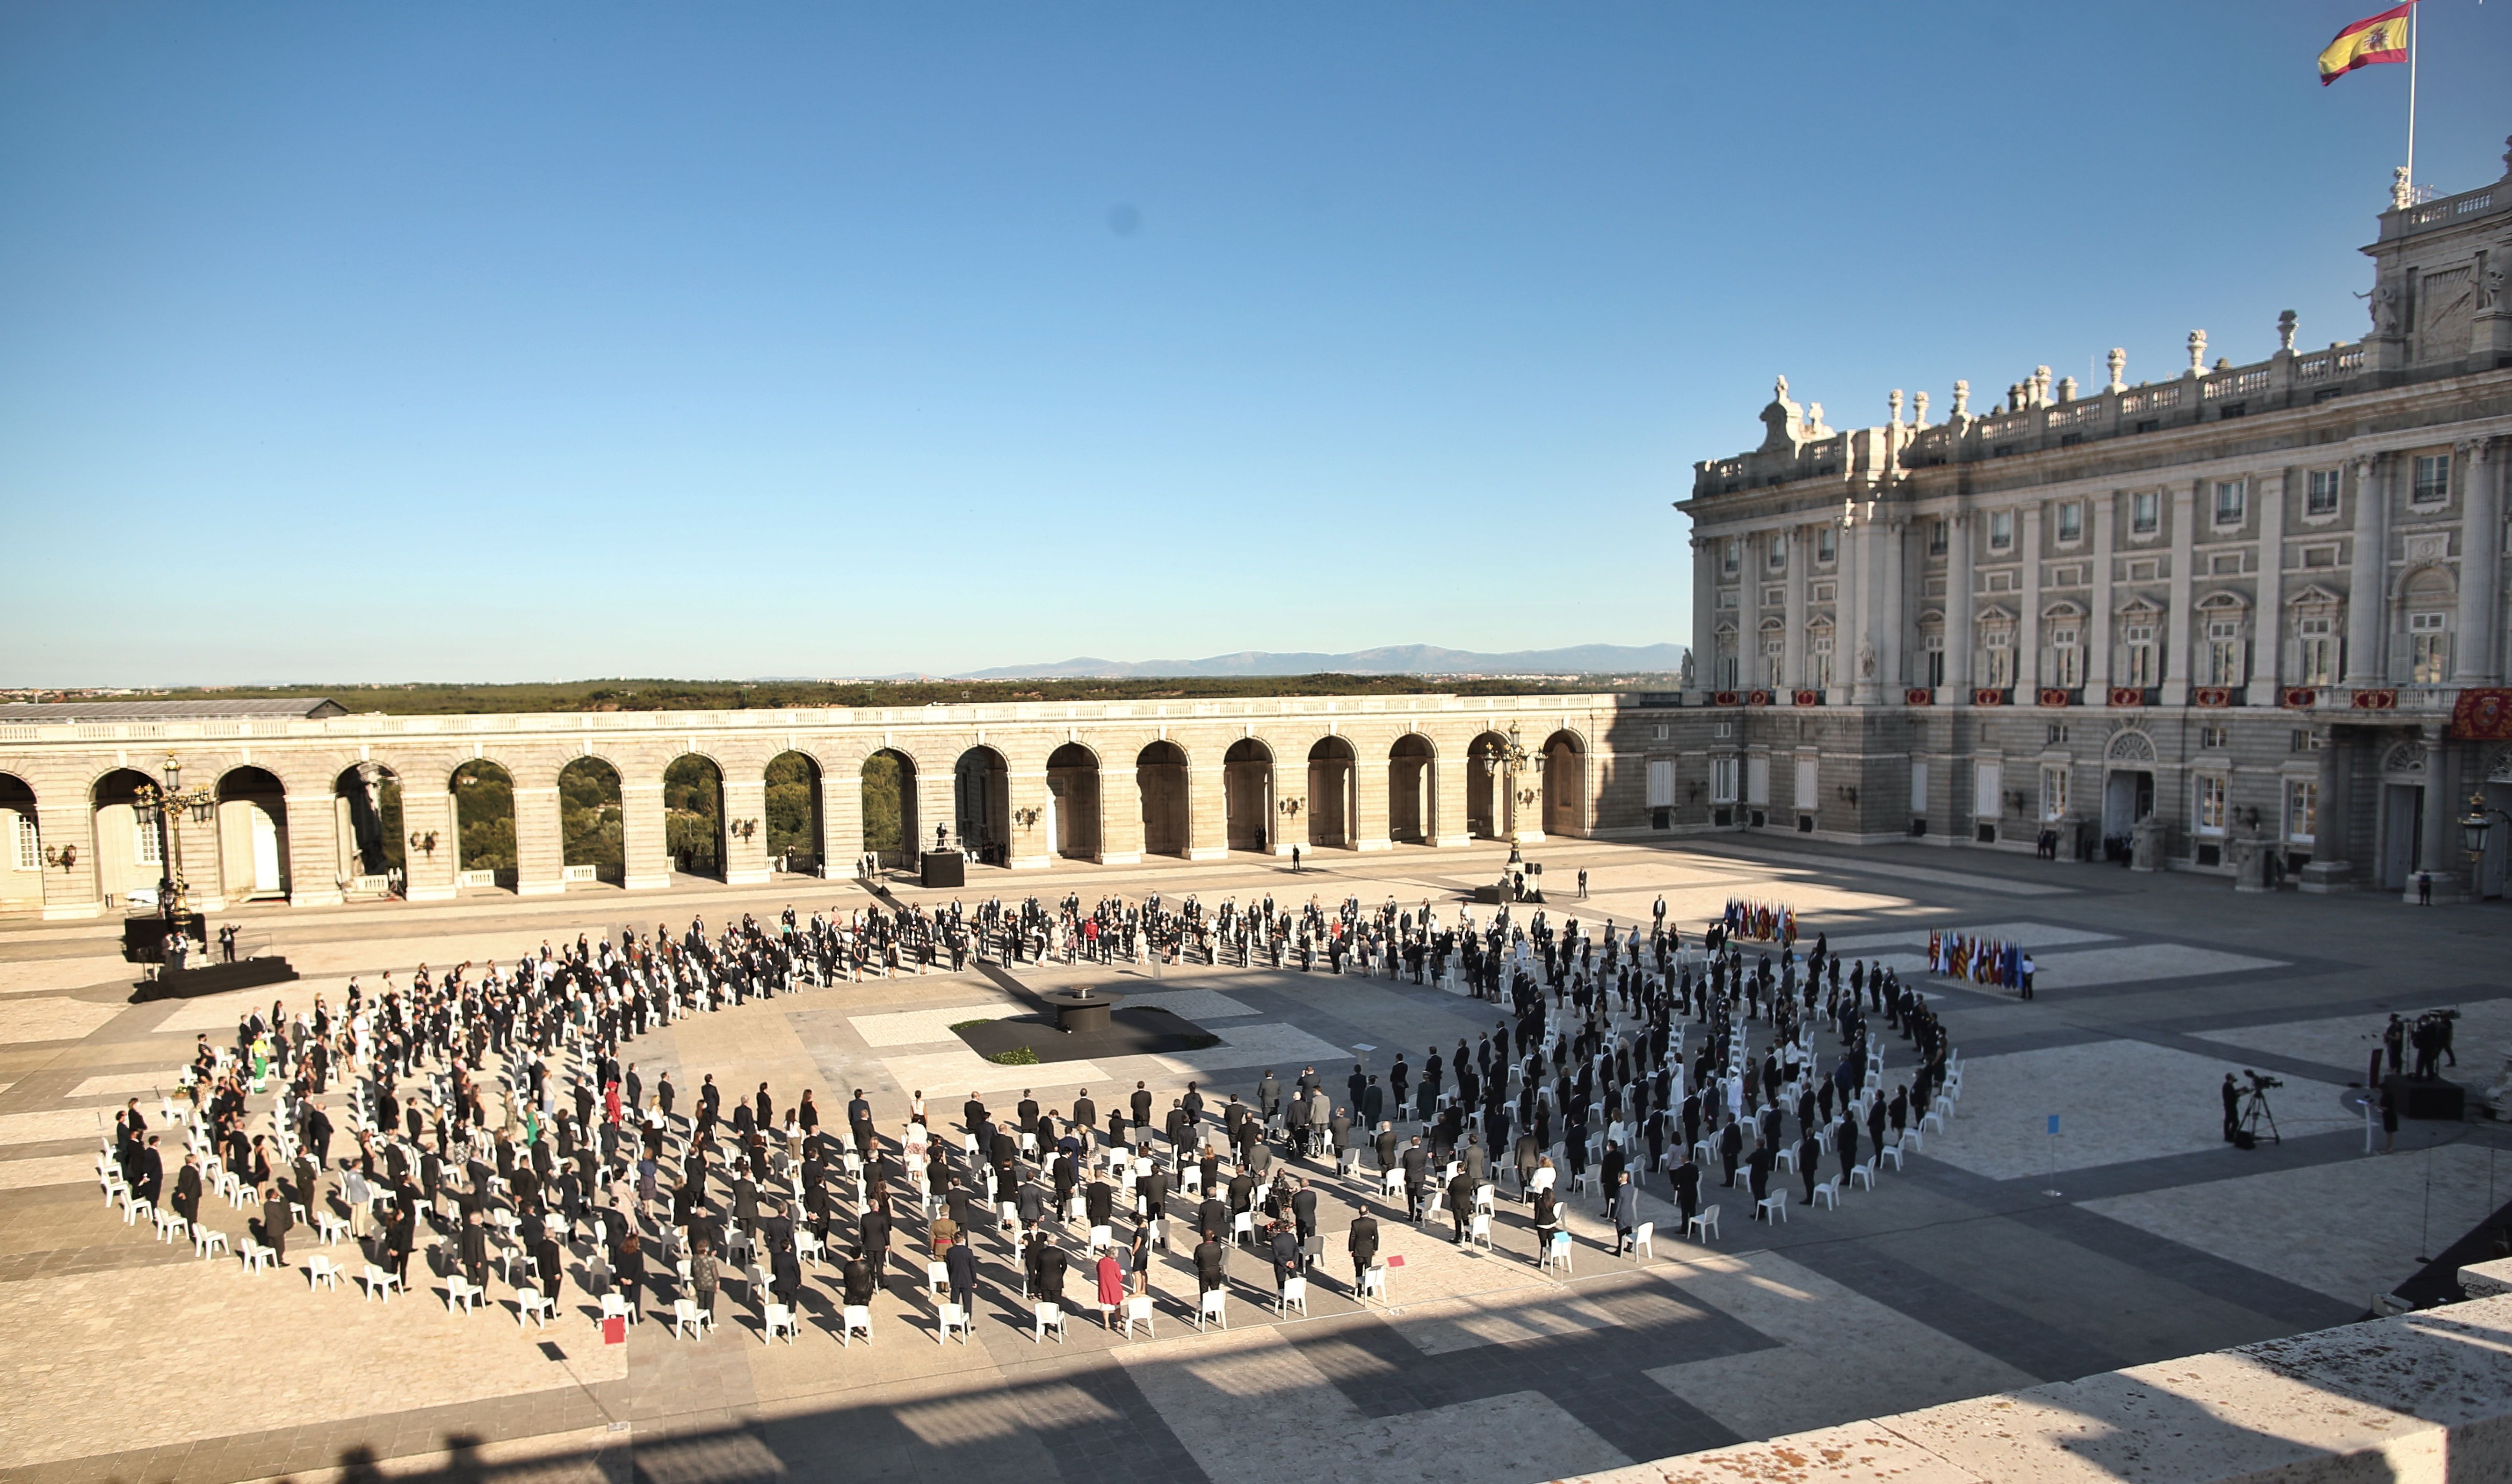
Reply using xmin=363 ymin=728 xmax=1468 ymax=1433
xmin=2186 ymin=330 xmax=2207 ymax=375
xmin=1950 ymin=379 xmax=1969 ymax=421
xmin=1888 ymin=389 xmax=1904 ymax=427
xmin=1757 ymin=375 xmax=1807 ymax=454
xmin=1912 ymin=390 xmax=1929 ymax=428
xmin=2277 ymin=310 xmax=2298 ymax=353
xmin=2106 ymin=347 xmax=2126 ymax=393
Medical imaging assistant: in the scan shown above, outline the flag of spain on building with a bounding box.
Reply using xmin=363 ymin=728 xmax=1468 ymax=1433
xmin=2319 ymin=3 xmax=2411 ymax=85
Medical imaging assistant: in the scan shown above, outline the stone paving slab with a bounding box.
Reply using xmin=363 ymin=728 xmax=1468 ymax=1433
xmin=0 ymin=997 xmax=125 ymax=1045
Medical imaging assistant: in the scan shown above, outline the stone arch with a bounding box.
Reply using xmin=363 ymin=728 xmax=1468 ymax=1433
xmin=2105 ymin=729 xmax=2156 ymax=764
xmin=2489 ymin=748 xmax=2512 ymax=785
xmin=333 ymin=763 xmax=405 ymax=888
xmin=1306 ymin=735 xmax=1357 ymax=849
xmin=1137 ymin=741 xmax=1191 ymax=857
xmin=215 ymin=766 xmax=290 ymax=901
xmin=558 ymin=756 xmax=624 ymax=882
xmin=1045 ymin=742 xmax=1101 ymax=859
xmin=663 ymin=752 xmax=726 ymax=879
xmin=450 ymin=759 xmax=517 ymax=888
xmin=764 ymin=750 xmax=823 ymax=875
xmin=0 ymin=771 xmax=39 ymax=910
xmin=91 ymin=768 xmax=162 ymax=903
xmin=951 ymin=747 xmax=1008 ymax=866
xmin=2381 ymin=741 xmax=2426 ymax=776
xmin=1541 ymin=729 xmax=1588 ymax=838
xmin=1388 ymin=734 xmax=1436 ymax=845
xmin=1467 ymin=731 xmax=1510 ymax=839
xmin=861 ymin=749 xmax=917 ymax=868
xmin=1223 ymin=738 xmax=1275 ymax=853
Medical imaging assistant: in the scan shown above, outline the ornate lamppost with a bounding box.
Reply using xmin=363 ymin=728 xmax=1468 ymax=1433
xmin=1495 ymin=723 xmax=1533 ymax=862
xmin=131 ymin=753 xmax=216 ymax=916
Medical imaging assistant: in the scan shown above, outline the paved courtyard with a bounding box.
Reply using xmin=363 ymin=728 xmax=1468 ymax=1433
xmin=0 ymin=836 xmax=2506 ymax=1484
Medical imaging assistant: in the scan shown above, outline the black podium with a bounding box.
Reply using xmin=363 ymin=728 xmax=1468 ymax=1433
xmin=920 ymin=851 xmax=965 ymax=889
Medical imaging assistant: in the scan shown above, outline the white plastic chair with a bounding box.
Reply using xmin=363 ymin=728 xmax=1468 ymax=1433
xmin=1757 ymin=1193 xmax=1791 ymax=1224
xmin=763 ymin=1303 xmax=798 ymax=1344
xmin=1539 ymin=1230 xmax=1573 ymax=1274
xmin=195 ymin=1227 xmax=230 ymax=1260
xmin=1473 ymin=1183 xmax=1495 ymax=1215
xmin=305 ymin=1255 xmax=343 ymax=1291
xmin=444 ymin=1275 xmax=480 ymax=1312
xmin=360 ymin=1263 xmax=400 ymax=1301
xmin=1811 ymin=1180 xmax=1840 ymax=1210
xmin=1033 ymin=1301 xmax=1065 ymax=1344
xmin=1277 ymin=1276 xmax=1308 ymax=1316
xmin=517 ymin=1287 xmax=552 ymax=1327
xmin=1231 ymin=1211 xmax=1255 ymax=1245
xmin=602 ymin=1291 xmax=638 ymax=1327
xmin=795 ymin=1230 xmax=824 ymax=1268
xmin=240 ymin=1240 xmax=276 ymax=1274
xmin=1197 ymin=1288 xmax=1229 ymax=1331
xmin=1921 ymin=1108 xmax=1946 ymax=1134
xmin=1878 ymin=1144 xmax=1905 ymax=1172
xmin=937 ymin=1301 xmax=970 ymax=1344
xmin=927 ymin=1260 xmax=949 ymax=1297
xmin=154 ymin=1209 xmax=188 ymax=1244
xmin=123 ymin=1194 xmax=152 ymax=1227
xmin=1468 ymin=1212 xmax=1494 ymax=1250
xmin=840 ymin=1304 xmax=873 ymax=1347
xmin=1686 ymin=1205 xmax=1721 ymax=1243
xmin=316 ymin=1213 xmax=350 ymax=1246
xmin=1089 ymin=1224 xmax=1114 ymax=1254
xmin=1849 ymin=1159 xmax=1878 ymax=1191
xmin=1380 ymin=1168 xmax=1404 ymax=1198
xmin=1899 ymin=1128 xmax=1925 ymax=1154
xmin=672 ymin=1298 xmax=715 ymax=1339
xmin=1632 ymin=1220 xmax=1654 ymax=1259
xmin=1120 ymin=1293 xmax=1154 ymax=1338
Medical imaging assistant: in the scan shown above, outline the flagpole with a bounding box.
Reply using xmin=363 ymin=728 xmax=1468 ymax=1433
xmin=2405 ymin=0 xmax=2418 ymax=191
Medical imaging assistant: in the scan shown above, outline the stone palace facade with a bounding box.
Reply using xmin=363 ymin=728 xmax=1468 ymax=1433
xmin=1669 ymin=140 xmax=2512 ymax=900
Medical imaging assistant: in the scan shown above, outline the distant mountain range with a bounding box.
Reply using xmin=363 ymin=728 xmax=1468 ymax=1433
xmin=941 ymin=643 xmax=1687 ymax=680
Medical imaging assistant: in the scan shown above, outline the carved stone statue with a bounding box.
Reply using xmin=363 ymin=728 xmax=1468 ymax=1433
xmin=1951 ymin=379 xmax=1969 ymax=419
xmin=2277 ymin=309 xmax=2297 ymax=352
xmin=2186 ymin=330 xmax=2207 ymax=372
xmin=1857 ymin=642 xmax=1877 ymax=679
xmin=2106 ymin=347 xmax=2126 ymax=392
xmin=1679 ymin=650 xmax=1696 ymax=689
xmin=1913 ymin=390 xmax=1930 ymax=426
xmin=2481 ymin=263 xmax=2505 ymax=314
xmin=1758 ymin=376 xmax=1806 ymax=454
xmin=2372 ymin=280 xmax=2402 ymax=336
xmin=2392 ymin=165 xmax=2414 ymax=211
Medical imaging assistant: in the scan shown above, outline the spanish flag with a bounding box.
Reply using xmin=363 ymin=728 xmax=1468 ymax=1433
xmin=2319 ymin=3 xmax=2411 ymax=86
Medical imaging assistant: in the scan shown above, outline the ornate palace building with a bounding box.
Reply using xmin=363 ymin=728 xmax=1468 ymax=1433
xmin=1667 ymin=139 xmax=2512 ymax=900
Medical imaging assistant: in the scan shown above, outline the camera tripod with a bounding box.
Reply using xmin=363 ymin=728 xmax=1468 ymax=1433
xmin=2239 ymin=1084 xmax=2281 ymax=1145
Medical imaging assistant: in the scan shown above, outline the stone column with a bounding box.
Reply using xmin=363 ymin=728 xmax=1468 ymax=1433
xmin=401 ymin=785 xmax=459 ymax=901
xmin=2088 ymin=494 xmax=2116 ymax=695
xmin=722 ymin=776 xmax=772 ymax=885
xmin=1690 ymin=533 xmax=1716 ymax=698
xmin=1186 ymin=760 xmax=1230 ymax=861
xmin=2344 ymin=454 xmax=2388 ymax=688
xmin=1100 ymin=765 xmax=1144 ymax=865
xmin=2020 ymin=505 xmax=2044 ymax=695
xmin=2410 ymin=728 xmax=2461 ymax=902
xmin=2162 ymin=481 xmax=2197 ymax=706
xmin=1744 ymin=529 xmax=1770 ymax=691
xmin=2249 ymin=470 xmax=2288 ymax=706
xmin=1946 ymin=511 xmax=1975 ymax=696
xmin=1001 ymin=765 xmax=1052 ymax=870
xmin=1850 ymin=512 xmax=1884 ymax=705
xmin=513 ymin=783 xmax=565 ymax=896
xmin=2454 ymin=439 xmax=2499 ymax=683
xmin=1781 ymin=529 xmax=1806 ymax=693
xmin=1881 ymin=519 xmax=1908 ymax=696
xmin=2300 ymin=728 xmax=2354 ymax=893
xmin=36 ymin=798 xmax=101 ymax=919
xmin=1428 ymin=750 xmax=1469 ymax=846
xmin=1352 ymin=745 xmax=1393 ymax=851
xmin=620 ymin=779 xmax=670 ymax=891
xmin=1834 ymin=513 xmax=1862 ymax=704
xmin=286 ymin=792 xmax=343 ymax=906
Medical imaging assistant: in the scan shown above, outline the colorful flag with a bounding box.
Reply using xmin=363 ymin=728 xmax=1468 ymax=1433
xmin=2319 ymin=3 xmax=2411 ymax=85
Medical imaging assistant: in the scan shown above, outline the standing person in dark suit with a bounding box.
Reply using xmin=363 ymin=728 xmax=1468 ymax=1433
xmin=1194 ymin=1233 xmax=1226 ymax=1296
xmin=254 ymin=1181 xmax=294 ymax=1264
xmin=1798 ymin=1131 xmax=1821 ymax=1204
xmin=1717 ymin=1117 xmax=1744 ymax=1188
xmin=1446 ymin=1168 xmax=1475 ymax=1245
xmin=2222 ymin=1074 xmax=2242 ymax=1143
xmin=135 ymin=1135 xmax=165 ymax=1209
xmin=1531 ymin=1185 xmax=1559 ymax=1259
xmin=1347 ymin=1211 xmax=1379 ymax=1286
xmin=1401 ymin=1136 xmax=1429 ymax=1222
xmin=172 ymin=1153 xmax=203 ymax=1227
xmin=943 ymin=1233 xmax=977 ymax=1313
xmin=1670 ymin=1151 xmax=1701 ymax=1231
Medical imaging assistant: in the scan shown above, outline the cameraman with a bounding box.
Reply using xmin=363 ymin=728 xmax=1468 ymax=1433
xmin=2221 ymin=1073 xmax=2240 ymax=1144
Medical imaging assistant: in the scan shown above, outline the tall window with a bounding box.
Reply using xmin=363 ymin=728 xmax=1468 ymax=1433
xmin=2040 ymin=765 xmax=2070 ymax=822
xmin=1981 ymin=625 xmax=2014 ymax=687
xmin=2194 ymin=775 xmax=2227 ymax=835
xmin=1768 ymin=536 xmax=1787 ymax=570
xmin=12 ymin=814 xmax=36 ymax=872
xmin=2410 ymin=612 xmax=2450 ymax=682
xmin=1989 ymin=511 xmax=2014 ymax=550
xmin=135 ymin=817 xmax=162 ymax=867
xmin=2049 ymin=625 xmax=2083 ymax=686
xmin=2056 ymin=501 xmax=2082 ymax=542
xmin=1929 ymin=520 xmax=1948 ymax=555
xmin=2412 ymin=454 xmax=2451 ymax=504
xmin=2297 ymin=614 xmax=2337 ymax=685
xmin=1809 ymin=627 xmax=1835 ymax=689
xmin=2124 ymin=624 xmax=2157 ymax=686
xmin=2306 ymin=468 xmax=2340 ymax=517
xmin=1723 ymin=540 xmax=1740 ymax=575
xmin=1710 ymin=757 xmax=1738 ymax=804
xmin=2212 ymin=479 xmax=2247 ymax=526
xmin=2285 ymin=779 xmax=2317 ymax=845
xmin=2131 ymin=490 xmax=2160 ymax=534
xmin=2206 ymin=619 xmax=2245 ymax=686
xmin=1762 ymin=634 xmax=1785 ymax=688
xmin=1716 ymin=640 xmax=1738 ymax=690
xmin=1817 ymin=526 xmax=1837 ymax=563
xmin=1922 ymin=630 xmax=1945 ymax=687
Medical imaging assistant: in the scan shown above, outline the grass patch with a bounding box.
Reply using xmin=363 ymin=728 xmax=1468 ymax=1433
xmin=948 ymin=1019 xmax=996 ymax=1034
xmin=986 ymin=1046 xmax=1040 ymax=1066
xmin=1181 ymin=1034 xmax=1220 ymax=1051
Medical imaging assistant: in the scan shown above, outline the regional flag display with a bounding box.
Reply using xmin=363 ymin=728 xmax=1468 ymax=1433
xmin=2319 ymin=3 xmax=2412 ymax=85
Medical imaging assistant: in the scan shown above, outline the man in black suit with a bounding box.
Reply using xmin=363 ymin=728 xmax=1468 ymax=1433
xmin=1193 ymin=1234 xmax=1226 ymax=1296
xmin=943 ymin=1234 xmax=977 ymax=1313
xmin=1401 ymin=1137 xmax=1429 ymax=1222
xmin=1347 ymin=1211 xmax=1379 ymax=1284
xmin=135 ymin=1135 xmax=165 ymax=1209
xmin=1671 ymin=1151 xmax=1701 ymax=1231
xmin=1446 ymin=1168 xmax=1475 ymax=1245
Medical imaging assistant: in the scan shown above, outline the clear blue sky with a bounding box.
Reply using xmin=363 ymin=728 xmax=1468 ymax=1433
xmin=3 ymin=2 xmax=2505 ymax=685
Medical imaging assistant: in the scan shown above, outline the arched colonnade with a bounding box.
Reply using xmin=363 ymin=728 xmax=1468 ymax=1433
xmin=0 ymin=708 xmax=1600 ymax=915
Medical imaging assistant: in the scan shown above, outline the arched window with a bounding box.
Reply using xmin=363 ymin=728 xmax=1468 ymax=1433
xmin=1806 ymin=620 xmax=1836 ymax=690
xmin=1977 ymin=609 xmax=2016 ymax=688
xmin=2196 ymin=593 xmax=2248 ymax=687
xmin=2288 ymin=585 xmax=2344 ymax=686
xmin=2404 ymin=567 xmax=2454 ymax=683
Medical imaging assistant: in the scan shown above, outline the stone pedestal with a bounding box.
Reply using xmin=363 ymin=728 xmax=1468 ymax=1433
xmin=2227 ymin=833 xmax=2271 ymax=893
xmin=2129 ymin=818 xmax=2164 ymax=873
xmin=2402 ymin=869 xmax=2463 ymax=906
xmin=2298 ymin=858 xmax=2353 ymax=894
